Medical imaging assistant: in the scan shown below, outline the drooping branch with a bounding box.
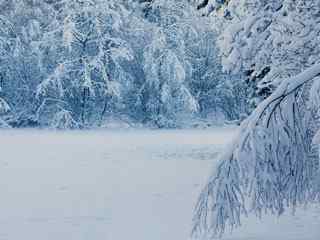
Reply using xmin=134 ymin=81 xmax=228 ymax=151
xmin=193 ymin=63 xmax=320 ymax=238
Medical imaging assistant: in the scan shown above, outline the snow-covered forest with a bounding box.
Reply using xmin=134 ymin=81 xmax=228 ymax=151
xmin=1 ymin=0 xmax=320 ymax=239
xmin=0 ymin=0 xmax=249 ymax=129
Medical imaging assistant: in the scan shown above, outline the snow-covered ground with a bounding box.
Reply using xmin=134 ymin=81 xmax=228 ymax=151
xmin=0 ymin=127 xmax=319 ymax=240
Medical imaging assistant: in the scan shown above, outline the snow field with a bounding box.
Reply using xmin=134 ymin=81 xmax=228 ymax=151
xmin=0 ymin=127 xmax=319 ymax=240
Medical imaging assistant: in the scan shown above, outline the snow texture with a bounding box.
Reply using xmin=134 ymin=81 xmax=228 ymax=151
xmin=0 ymin=128 xmax=319 ymax=240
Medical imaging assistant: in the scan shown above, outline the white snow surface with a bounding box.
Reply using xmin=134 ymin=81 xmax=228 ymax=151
xmin=0 ymin=127 xmax=319 ymax=240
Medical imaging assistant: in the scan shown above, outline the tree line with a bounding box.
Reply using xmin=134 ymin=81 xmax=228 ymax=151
xmin=0 ymin=0 xmax=249 ymax=129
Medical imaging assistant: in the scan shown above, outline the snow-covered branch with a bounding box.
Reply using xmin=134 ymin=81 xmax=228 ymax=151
xmin=193 ymin=63 xmax=320 ymax=238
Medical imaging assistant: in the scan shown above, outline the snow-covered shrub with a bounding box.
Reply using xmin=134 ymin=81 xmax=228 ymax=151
xmin=0 ymin=97 xmax=10 ymax=127
xmin=0 ymin=118 xmax=10 ymax=128
xmin=50 ymin=109 xmax=81 ymax=130
xmin=0 ymin=98 xmax=10 ymax=115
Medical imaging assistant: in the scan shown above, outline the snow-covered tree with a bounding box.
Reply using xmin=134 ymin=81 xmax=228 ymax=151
xmin=36 ymin=0 xmax=134 ymax=127
xmin=193 ymin=1 xmax=320 ymax=238
xmin=137 ymin=0 xmax=201 ymax=127
xmin=0 ymin=0 xmax=248 ymax=128
xmin=201 ymin=0 xmax=320 ymax=104
xmin=142 ymin=27 xmax=198 ymax=127
xmin=185 ymin=27 xmax=249 ymax=120
xmin=0 ymin=0 xmax=59 ymax=126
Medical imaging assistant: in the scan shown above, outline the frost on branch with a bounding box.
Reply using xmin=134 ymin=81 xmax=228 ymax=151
xmin=193 ymin=63 xmax=320 ymax=238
